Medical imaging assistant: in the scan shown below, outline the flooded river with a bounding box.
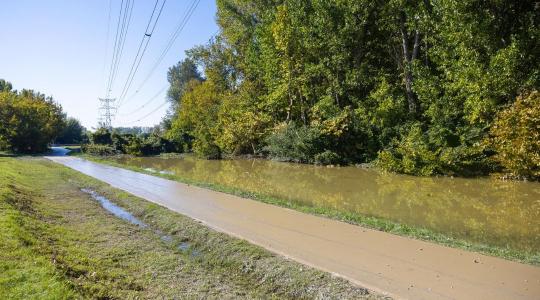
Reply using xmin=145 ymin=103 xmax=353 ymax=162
xmin=110 ymin=155 xmax=540 ymax=252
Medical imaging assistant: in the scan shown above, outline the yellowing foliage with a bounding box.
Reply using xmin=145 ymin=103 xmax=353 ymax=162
xmin=490 ymin=91 xmax=540 ymax=179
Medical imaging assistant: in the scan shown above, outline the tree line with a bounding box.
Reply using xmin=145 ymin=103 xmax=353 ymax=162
xmin=82 ymin=126 xmax=180 ymax=156
xmin=160 ymin=0 xmax=538 ymax=179
xmin=0 ymin=79 xmax=171 ymax=157
xmin=0 ymin=79 xmax=86 ymax=153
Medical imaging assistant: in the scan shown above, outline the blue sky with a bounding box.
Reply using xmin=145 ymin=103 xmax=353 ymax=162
xmin=0 ymin=0 xmax=218 ymax=129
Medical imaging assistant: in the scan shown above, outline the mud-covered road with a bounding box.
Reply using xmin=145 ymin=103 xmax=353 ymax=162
xmin=47 ymin=153 xmax=540 ymax=300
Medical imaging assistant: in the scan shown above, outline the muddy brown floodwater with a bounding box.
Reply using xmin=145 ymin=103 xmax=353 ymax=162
xmin=111 ymin=155 xmax=540 ymax=253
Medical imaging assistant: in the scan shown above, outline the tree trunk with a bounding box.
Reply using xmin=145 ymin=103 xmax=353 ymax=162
xmin=335 ymin=69 xmax=340 ymax=107
xmin=400 ymin=15 xmax=420 ymax=116
xmin=286 ymin=68 xmax=293 ymax=122
xmin=298 ymin=89 xmax=307 ymax=125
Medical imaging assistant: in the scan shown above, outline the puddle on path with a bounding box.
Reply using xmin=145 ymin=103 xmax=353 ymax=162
xmin=81 ymin=188 xmax=200 ymax=257
xmin=81 ymin=188 xmax=147 ymax=228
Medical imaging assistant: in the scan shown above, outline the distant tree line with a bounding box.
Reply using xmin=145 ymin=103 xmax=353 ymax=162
xmin=113 ymin=126 xmax=156 ymax=135
xmin=82 ymin=127 xmax=181 ymax=156
xmin=160 ymin=0 xmax=539 ymax=179
xmin=0 ymin=79 xmax=86 ymax=153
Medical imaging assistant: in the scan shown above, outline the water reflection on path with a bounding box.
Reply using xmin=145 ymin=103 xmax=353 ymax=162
xmin=81 ymin=188 xmax=199 ymax=256
xmin=111 ymin=155 xmax=540 ymax=252
xmin=81 ymin=188 xmax=147 ymax=227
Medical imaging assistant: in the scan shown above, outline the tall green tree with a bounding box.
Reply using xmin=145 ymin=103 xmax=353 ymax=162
xmin=55 ymin=117 xmax=86 ymax=144
xmin=0 ymin=85 xmax=65 ymax=153
xmin=165 ymin=0 xmax=539 ymax=176
xmin=166 ymin=58 xmax=203 ymax=109
xmin=0 ymin=79 xmax=13 ymax=93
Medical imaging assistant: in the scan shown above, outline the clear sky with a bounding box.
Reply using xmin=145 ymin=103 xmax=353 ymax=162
xmin=0 ymin=0 xmax=218 ymax=129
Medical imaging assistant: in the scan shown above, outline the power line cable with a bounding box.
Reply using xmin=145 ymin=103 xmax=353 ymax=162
xmin=106 ymin=0 xmax=134 ymax=97
xmin=116 ymin=0 xmax=167 ymax=108
xmin=98 ymin=0 xmax=127 ymax=127
xmin=118 ymin=0 xmax=201 ymax=125
xmin=101 ymin=0 xmax=113 ymax=95
xmin=104 ymin=0 xmax=126 ymax=97
xmin=111 ymin=0 xmax=135 ymax=93
xmin=124 ymin=0 xmax=200 ymax=101
xmin=116 ymin=0 xmax=162 ymax=101
xmin=118 ymin=85 xmax=167 ymax=116
xmin=108 ymin=0 xmax=129 ymax=94
xmin=123 ymin=99 xmax=169 ymax=124
xmin=120 ymin=29 xmax=220 ymax=117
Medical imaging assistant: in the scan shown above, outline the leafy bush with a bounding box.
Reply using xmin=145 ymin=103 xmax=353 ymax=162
xmin=84 ymin=127 xmax=182 ymax=157
xmin=91 ymin=128 xmax=112 ymax=145
xmin=193 ymin=133 xmax=221 ymax=159
xmin=124 ymin=135 xmax=163 ymax=157
xmin=165 ymin=129 xmax=191 ymax=153
xmin=144 ymin=134 xmax=180 ymax=154
xmin=81 ymin=144 xmax=118 ymax=156
xmin=490 ymin=91 xmax=540 ymax=179
xmin=314 ymin=150 xmax=341 ymax=165
xmin=264 ymin=123 xmax=323 ymax=163
xmin=377 ymin=124 xmax=438 ymax=176
xmin=124 ymin=138 xmax=144 ymax=156
xmin=111 ymin=132 xmax=134 ymax=153
xmin=377 ymin=124 xmax=492 ymax=176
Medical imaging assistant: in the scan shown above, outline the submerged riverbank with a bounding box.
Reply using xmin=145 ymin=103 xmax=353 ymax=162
xmin=77 ymin=153 xmax=540 ymax=265
xmin=0 ymin=157 xmax=381 ymax=299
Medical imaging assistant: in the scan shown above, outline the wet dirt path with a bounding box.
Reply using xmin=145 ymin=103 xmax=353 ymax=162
xmin=47 ymin=155 xmax=540 ymax=300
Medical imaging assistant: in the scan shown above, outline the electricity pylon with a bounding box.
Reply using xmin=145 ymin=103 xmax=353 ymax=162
xmin=98 ymin=98 xmax=116 ymax=129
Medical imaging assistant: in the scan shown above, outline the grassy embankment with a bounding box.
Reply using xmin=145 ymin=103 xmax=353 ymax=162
xmin=0 ymin=157 xmax=384 ymax=299
xmin=76 ymin=153 xmax=540 ymax=266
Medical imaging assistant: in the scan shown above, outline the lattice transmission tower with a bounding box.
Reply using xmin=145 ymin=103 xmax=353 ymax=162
xmin=98 ymin=98 xmax=116 ymax=129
